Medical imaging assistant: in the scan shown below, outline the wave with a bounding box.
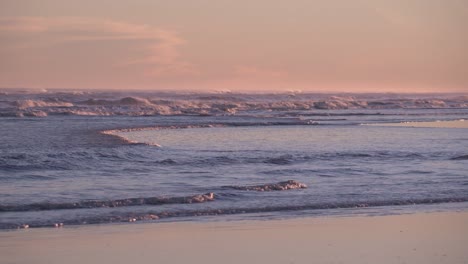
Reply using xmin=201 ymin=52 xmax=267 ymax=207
xmin=0 ymin=180 xmax=307 ymax=212
xmin=451 ymin=155 xmax=468 ymax=160
xmin=2 ymin=92 xmax=467 ymax=117
xmin=79 ymin=97 xmax=152 ymax=106
xmin=225 ymin=180 xmax=307 ymax=191
xmin=13 ymin=99 xmax=74 ymax=109
xmin=100 ymin=130 xmax=163 ymax=147
xmin=3 ymin=196 xmax=467 ymax=229
xmin=0 ymin=150 xmax=439 ymax=174
xmin=0 ymin=193 xmax=215 ymax=212
xmin=263 ymin=155 xmax=295 ymax=165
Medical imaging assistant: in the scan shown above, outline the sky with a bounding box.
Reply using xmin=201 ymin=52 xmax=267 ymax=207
xmin=0 ymin=0 xmax=467 ymax=93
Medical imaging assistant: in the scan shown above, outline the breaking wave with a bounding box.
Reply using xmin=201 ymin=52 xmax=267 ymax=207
xmin=0 ymin=193 xmax=215 ymax=212
xmin=3 ymin=196 xmax=467 ymax=229
xmin=13 ymin=99 xmax=74 ymax=109
xmin=0 ymin=180 xmax=308 ymax=213
xmin=2 ymin=91 xmax=467 ymax=117
xmin=225 ymin=180 xmax=307 ymax=191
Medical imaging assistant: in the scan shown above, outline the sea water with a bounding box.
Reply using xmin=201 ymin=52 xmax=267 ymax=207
xmin=0 ymin=90 xmax=467 ymax=229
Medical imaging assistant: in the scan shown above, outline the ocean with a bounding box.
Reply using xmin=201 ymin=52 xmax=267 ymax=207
xmin=1 ymin=90 xmax=467 ymax=229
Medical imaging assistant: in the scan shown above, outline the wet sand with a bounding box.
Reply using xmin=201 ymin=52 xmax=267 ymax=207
xmin=1 ymin=212 xmax=467 ymax=264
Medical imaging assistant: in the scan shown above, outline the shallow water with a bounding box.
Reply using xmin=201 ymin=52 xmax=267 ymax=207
xmin=1 ymin=91 xmax=468 ymax=229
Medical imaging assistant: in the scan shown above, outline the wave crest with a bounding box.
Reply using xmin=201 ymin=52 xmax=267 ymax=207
xmin=13 ymin=99 xmax=74 ymax=109
xmin=2 ymin=92 xmax=467 ymax=117
xmin=0 ymin=193 xmax=215 ymax=212
xmin=3 ymin=196 xmax=467 ymax=229
xmin=226 ymin=180 xmax=307 ymax=191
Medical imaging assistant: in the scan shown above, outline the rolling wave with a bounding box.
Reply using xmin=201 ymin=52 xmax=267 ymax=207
xmin=2 ymin=91 xmax=467 ymax=117
xmin=0 ymin=149 xmax=456 ymax=174
xmin=225 ymin=180 xmax=307 ymax=191
xmin=3 ymin=196 xmax=467 ymax=229
xmin=0 ymin=193 xmax=216 ymax=212
xmin=0 ymin=180 xmax=308 ymax=213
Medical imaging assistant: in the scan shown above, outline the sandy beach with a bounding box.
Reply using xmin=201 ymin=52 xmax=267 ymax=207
xmin=1 ymin=212 xmax=467 ymax=264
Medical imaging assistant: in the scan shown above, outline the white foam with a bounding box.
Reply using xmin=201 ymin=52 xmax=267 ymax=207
xmin=2 ymin=91 xmax=467 ymax=117
xmin=14 ymin=100 xmax=74 ymax=109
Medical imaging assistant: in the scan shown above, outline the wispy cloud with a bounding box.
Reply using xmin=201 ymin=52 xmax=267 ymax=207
xmin=0 ymin=16 xmax=196 ymax=76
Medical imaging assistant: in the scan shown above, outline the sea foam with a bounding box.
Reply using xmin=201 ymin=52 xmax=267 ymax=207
xmin=2 ymin=91 xmax=467 ymax=117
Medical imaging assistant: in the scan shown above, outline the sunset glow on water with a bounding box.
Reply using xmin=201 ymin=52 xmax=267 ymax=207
xmin=0 ymin=91 xmax=467 ymax=229
xmin=1 ymin=1 xmax=468 ymax=230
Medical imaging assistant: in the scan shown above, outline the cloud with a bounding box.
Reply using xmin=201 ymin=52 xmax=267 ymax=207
xmin=0 ymin=16 xmax=196 ymax=76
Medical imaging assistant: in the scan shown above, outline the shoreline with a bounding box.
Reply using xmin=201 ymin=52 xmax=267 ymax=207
xmin=2 ymin=211 xmax=467 ymax=264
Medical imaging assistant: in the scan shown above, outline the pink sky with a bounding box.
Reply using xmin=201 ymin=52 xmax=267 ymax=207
xmin=0 ymin=0 xmax=467 ymax=93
